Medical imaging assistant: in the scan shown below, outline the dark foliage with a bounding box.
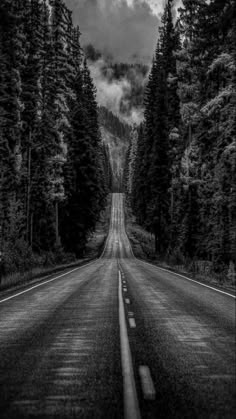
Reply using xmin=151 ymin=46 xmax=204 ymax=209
xmin=126 ymin=0 xmax=236 ymax=277
xmin=0 ymin=0 xmax=111 ymax=272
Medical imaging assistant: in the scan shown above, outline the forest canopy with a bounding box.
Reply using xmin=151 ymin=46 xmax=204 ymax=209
xmin=0 ymin=0 xmax=112 ymax=277
xmin=125 ymin=0 xmax=236 ymax=278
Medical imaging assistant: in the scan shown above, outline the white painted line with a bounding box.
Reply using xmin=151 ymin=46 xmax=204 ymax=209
xmin=129 ymin=318 xmax=136 ymax=328
xmin=118 ymin=271 xmax=141 ymax=419
xmin=139 ymin=366 xmax=156 ymax=400
xmin=0 ymin=260 xmax=96 ymax=304
xmin=128 ymin=312 xmax=134 ymax=317
xmin=125 ymin=298 xmax=130 ymax=304
xmin=140 ymin=260 xmax=236 ymax=299
xmin=122 ymin=220 xmax=235 ymax=299
xmin=123 ymin=288 xmax=128 ymax=292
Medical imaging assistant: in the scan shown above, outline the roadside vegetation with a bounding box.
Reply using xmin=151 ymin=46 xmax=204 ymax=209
xmin=124 ymin=0 xmax=236 ymax=287
xmin=0 ymin=0 xmax=112 ymax=289
xmin=0 ymin=195 xmax=111 ymax=293
xmin=125 ymin=200 xmax=236 ymax=291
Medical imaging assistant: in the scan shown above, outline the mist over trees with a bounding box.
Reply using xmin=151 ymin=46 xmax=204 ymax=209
xmin=85 ymin=44 xmax=149 ymax=124
xmin=125 ymin=0 xmax=236 ymax=277
xmin=99 ymin=106 xmax=132 ymax=141
xmin=0 ymin=0 xmax=111 ymax=276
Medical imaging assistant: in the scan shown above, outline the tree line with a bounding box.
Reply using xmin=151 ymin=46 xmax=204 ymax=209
xmin=99 ymin=106 xmax=132 ymax=142
xmin=125 ymin=0 xmax=236 ymax=277
xmin=0 ymin=0 xmax=111 ymax=276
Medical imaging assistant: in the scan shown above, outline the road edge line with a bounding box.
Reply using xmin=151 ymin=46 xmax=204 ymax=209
xmin=121 ymin=195 xmax=235 ymax=299
xmin=118 ymin=270 xmax=141 ymax=419
xmin=0 ymin=194 xmax=114 ymax=304
xmin=137 ymin=259 xmax=236 ymax=299
xmin=0 ymin=260 xmax=97 ymax=304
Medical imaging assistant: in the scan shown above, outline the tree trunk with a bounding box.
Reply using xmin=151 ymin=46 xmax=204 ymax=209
xmin=26 ymin=142 xmax=32 ymax=245
xmin=55 ymin=201 xmax=61 ymax=246
xmin=154 ymin=231 xmax=158 ymax=253
xmin=170 ymin=185 xmax=174 ymax=223
xmin=186 ymin=122 xmax=192 ymax=180
xmin=30 ymin=212 xmax=34 ymax=247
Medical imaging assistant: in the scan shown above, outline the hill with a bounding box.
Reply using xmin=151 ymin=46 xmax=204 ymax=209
xmin=98 ymin=106 xmax=131 ymax=192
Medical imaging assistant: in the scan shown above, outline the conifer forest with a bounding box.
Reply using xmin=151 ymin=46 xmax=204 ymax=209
xmin=125 ymin=0 xmax=236 ymax=280
xmin=0 ymin=0 xmax=235 ymax=282
xmin=0 ymin=0 xmax=112 ymax=278
xmin=0 ymin=2 xmax=235 ymax=418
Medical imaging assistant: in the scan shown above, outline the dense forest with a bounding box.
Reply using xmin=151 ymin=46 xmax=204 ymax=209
xmin=99 ymin=106 xmax=132 ymax=141
xmin=125 ymin=0 xmax=236 ymax=278
xmin=0 ymin=0 xmax=111 ymax=278
xmin=99 ymin=106 xmax=131 ymax=192
xmin=85 ymin=44 xmax=149 ymax=122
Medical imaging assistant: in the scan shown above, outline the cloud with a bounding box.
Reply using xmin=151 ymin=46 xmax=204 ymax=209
xmin=88 ymin=55 xmax=148 ymax=124
xmin=123 ymin=107 xmax=144 ymax=125
xmin=64 ymin=0 xmax=160 ymax=62
xmin=90 ymin=58 xmax=132 ymax=114
xmin=64 ymin=0 xmax=182 ymax=124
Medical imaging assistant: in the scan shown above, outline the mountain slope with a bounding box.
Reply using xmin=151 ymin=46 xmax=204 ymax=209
xmin=99 ymin=107 xmax=131 ymax=192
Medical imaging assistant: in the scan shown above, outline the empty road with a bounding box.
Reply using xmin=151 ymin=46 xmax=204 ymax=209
xmin=0 ymin=193 xmax=235 ymax=418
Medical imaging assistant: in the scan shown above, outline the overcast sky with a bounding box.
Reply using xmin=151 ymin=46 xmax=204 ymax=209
xmin=64 ymin=0 xmax=174 ymax=63
xmin=63 ymin=0 xmax=181 ymax=123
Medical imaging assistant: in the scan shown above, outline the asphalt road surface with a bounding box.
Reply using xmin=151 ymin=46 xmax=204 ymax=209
xmin=0 ymin=193 xmax=235 ymax=418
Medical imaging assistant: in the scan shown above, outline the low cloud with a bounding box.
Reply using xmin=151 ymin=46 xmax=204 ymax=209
xmin=90 ymin=58 xmax=131 ymax=115
xmin=64 ymin=0 xmax=182 ymax=124
xmin=64 ymin=0 xmax=160 ymax=63
xmin=88 ymin=54 xmax=148 ymax=124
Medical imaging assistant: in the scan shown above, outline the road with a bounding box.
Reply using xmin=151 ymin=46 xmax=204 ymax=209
xmin=0 ymin=193 xmax=235 ymax=418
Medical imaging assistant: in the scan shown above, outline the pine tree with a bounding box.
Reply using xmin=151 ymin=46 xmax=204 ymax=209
xmin=0 ymin=0 xmax=111 ymax=275
xmin=129 ymin=0 xmax=235 ymax=275
xmin=131 ymin=124 xmax=147 ymax=224
xmin=135 ymin=0 xmax=179 ymax=253
xmin=0 ymin=0 xmax=25 ymax=245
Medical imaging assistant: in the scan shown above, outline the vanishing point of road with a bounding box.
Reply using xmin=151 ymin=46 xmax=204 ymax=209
xmin=0 ymin=193 xmax=235 ymax=418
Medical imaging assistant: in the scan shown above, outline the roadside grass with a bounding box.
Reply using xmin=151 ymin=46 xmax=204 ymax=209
xmin=0 ymin=259 xmax=89 ymax=294
xmin=124 ymin=201 xmax=236 ymax=292
xmin=0 ymin=195 xmax=112 ymax=293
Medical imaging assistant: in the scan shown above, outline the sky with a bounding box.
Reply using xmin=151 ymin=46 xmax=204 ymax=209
xmin=64 ymin=0 xmax=172 ymax=63
xmin=64 ymin=0 xmax=181 ymax=123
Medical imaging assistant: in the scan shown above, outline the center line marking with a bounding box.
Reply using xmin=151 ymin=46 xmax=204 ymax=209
xmin=118 ymin=271 xmax=141 ymax=419
xmin=139 ymin=366 xmax=156 ymax=400
xmin=129 ymin=318 xmax=136 ymax=328
xmin=125 ymin=298 xmax=130 ymax=304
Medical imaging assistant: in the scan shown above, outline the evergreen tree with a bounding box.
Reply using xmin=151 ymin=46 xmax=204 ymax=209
xmin=0 ymin=0 xmax=111 ymax=274
xmin=129 ymin=0 xmax=235 ymax=277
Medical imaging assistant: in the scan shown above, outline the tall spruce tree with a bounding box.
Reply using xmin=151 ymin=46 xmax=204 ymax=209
xmin=129 ymin=0 xmax=235 ymax=279
xmin=0 ymin=0 xmax=111 ymax=276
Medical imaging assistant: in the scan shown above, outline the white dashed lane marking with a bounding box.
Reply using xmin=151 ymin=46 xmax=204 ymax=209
xmin=118 ymin=270 xmax=141 ymax=419
xmin=139 ymin=366 xmax=156 ymax=400
xmin=125 ymin=299 xmax=130 ymax=304
xmin=128 ymin=318 xmax=136 ymax=328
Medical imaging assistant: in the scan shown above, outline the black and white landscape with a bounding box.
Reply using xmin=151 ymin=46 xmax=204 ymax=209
xmin=0 ymin=1 xmax=235 ymax=418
